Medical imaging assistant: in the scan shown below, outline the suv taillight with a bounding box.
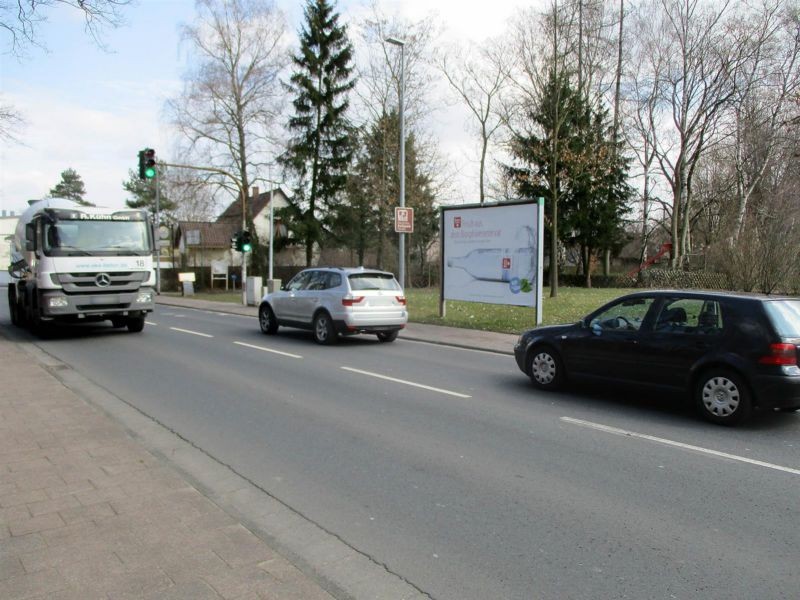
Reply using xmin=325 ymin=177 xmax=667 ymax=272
xmin=758 ymin=343 xmax=797 ymax=366
xmin=395 ymin=296 xmax=407 ymax=306
xmin=342 ymin=296 xmax=364 ymax=307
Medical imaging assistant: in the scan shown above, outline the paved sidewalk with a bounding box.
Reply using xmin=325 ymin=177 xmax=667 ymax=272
xmin=0 ymin=335 xmax=336 ymax=600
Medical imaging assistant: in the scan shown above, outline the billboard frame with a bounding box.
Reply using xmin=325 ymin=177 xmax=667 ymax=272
xmin=439 ymin=198 xmax=545 ymax=325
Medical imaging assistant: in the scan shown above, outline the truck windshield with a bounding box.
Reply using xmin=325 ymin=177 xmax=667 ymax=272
xmin=44 ymin=220 xmax=152 ymax=256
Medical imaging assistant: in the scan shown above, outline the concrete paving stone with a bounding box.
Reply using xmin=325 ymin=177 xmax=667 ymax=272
xmin=0 ymin=533 xmax=47 ymax=559
xmin=26 ymin=587 xmax=108 ymax=600
xmin=257 ymin=557 xmax=308 ymax=584
xmin=43 ymin=447 xmax=92 ymax=465
xmin=201 ymin=562 xmax=279 ymax=599
xmin=294 ymin=535 xmax=353 ymax=569
xmin=0 ymin=524 xmax=9 ymax=540
xmin=97 ymin=565 xmax=175 ymax=600
xmin=58 ymin=501 xmax=117 ymax=525
xmin=57 ymin=552 xmax=127 ymax=588
xmin=210 ymin=525 xmax=278 ymax=569
xmin=124 ymin=547 xmax=227 ymax=583
xmin=0 ymin=448 xmax=50 ymax=466
xmin=0 ymin=482 xmax=18 ymax=496
xmin=0 ymin=567 xmax=67 ymax=600
xmin=19 ymin=539 xmax=125 ymax=574
xmin=27 ymin=494 xmax=81 ymax=517
xmin=182 ymin=507 xmax=239 ymax=533
xmin=0 ymin=488 xmax=48 ymax=508
xmin=9 ymin=512 xmax=66 ymax=537
xmin=260 ymin=576 xmax=335 ymax=600
xmin=1 ymin=504 xmax=31 ymax=525
xmin=44 ymin=479 xmax=95 ymax=499
xmin=140 ymin=579 xmax=223 ymax=600
xmin=0 ymin=555 xmax=25 ymax=581
xmin=9 ymin=471 xmax=67 ymax=494
xmin=40 ymin=520 xmax=99 ymax=547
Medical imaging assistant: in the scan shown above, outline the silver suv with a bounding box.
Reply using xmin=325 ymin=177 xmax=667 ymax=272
xmin=258 ymin=267 xmax=408 ymax=344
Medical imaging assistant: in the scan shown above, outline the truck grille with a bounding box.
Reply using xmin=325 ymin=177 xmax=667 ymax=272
xmin=55 ymin=272 xmax=148 ymax=294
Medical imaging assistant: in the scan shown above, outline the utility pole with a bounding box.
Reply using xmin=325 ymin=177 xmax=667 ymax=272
xmin=386 ymin=37 xmax=406 ymax=288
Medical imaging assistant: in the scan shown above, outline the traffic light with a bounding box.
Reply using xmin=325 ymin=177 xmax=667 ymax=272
xmin=231 ymin=232 xmax=240 ymax=251
xmin=138 ymin=148 xmax=157 ymax=179
xmin=241 ymin=230 xmax=252 ymax=252
xmin=143 ymin=148 xmax=156 ymax=179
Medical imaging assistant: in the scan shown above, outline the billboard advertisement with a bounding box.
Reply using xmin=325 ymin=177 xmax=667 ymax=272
xmin=441 ymin=201 xmax=543 ymax=311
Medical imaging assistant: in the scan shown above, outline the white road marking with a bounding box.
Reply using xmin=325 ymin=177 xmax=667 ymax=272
xmin=561 ymin=417 xmax=800 ymax=476
xmin=145 ymin=321 xmax=157 ymax=326
xmin=233 ymin=341 xmax=302 ymax=359
xmin=341 ymin=366 xmax=471 ymax=398
xmin=169 ymin=327 xmax=213 ymax=338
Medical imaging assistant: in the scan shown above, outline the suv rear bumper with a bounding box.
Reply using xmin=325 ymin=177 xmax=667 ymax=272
xmin=334 ymin=320 xmax=405 ymax=335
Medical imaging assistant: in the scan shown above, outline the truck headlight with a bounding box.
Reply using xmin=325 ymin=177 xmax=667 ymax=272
xmin=136 ymin=291 xmax=153 ymax=304
xmin=48 ymin=296 xmax=69 ymax=308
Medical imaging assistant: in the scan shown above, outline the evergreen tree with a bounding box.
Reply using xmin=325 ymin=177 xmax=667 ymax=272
xmin=49 ymin=168 xmax=93 ymax=206
xmin=122 ymin=169 xmax=177 ymax=223
xmin=337 ymin=111 xmax=438 ymax=279
xmin=279 ymin=0 xmax=356 ymax=266
xmin=506 ymin=71 xmax=631 ymax=286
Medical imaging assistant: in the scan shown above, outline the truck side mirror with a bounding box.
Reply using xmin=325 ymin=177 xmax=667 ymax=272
xmin=25 ymin=223 xmax=36 ymax=251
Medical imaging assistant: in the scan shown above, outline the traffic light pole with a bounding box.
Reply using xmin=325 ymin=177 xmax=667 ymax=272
xmin=155 ymin=167 xmax=161 ymax=294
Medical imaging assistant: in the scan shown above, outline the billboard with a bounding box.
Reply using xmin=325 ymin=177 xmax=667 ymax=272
xmin=441 ymin=201 xmax=543 ymax=314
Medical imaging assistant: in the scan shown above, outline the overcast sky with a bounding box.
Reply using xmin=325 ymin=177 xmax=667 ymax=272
xmin=1 ymin=0 xmax=531 ymax=216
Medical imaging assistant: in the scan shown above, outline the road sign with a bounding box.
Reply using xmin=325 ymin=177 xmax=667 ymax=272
xmin=395 ymin=207 xmax=414 ymax=233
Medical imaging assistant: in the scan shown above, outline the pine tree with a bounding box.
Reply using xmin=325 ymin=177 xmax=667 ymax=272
xmin=280 ymin=0 xmax=356 ymax=266
xmin=49 ymin=168 xmax=93 ymax=206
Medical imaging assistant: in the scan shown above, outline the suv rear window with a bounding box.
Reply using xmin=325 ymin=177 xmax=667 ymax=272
xmin=763 ymin=300 xmax=800 ymax=337
xmin=348 ymin=273 xmax=400 ymax=291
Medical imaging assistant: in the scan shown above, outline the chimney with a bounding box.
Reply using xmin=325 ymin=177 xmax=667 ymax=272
xmin=251 ymin=186 xmax=259 ymax=200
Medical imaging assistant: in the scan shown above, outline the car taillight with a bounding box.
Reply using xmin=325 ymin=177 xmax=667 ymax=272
xmin=342 ymin=296 xmax=364 ymax=306
xmin=758 ymin=343 xmax=797 ymax=366
xmin=395 ymin=296 xmax=407 ymax=306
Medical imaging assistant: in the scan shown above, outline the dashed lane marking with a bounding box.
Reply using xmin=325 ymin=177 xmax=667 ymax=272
xmin=341 ymin=366 xmax=471 ymax=398
xmin=233 ymin=341 xmax=303 ymax=359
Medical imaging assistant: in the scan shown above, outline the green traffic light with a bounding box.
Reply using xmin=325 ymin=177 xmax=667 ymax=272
xmin=242 ymin=243 xmax=252 ymax=252
xmin=144 ymin=166 xmax=156 ymax=179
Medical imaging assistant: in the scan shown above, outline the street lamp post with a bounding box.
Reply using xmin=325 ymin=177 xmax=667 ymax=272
xmin=386 ymin=36 xmax=406 ymax=288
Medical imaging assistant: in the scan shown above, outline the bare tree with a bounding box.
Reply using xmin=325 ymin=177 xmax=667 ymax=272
xmin=727 ymin=0 xmax=800 ymax=242
xmin=630 ymin=0 xmax=747 ymax=267
xmin=0 ymin=101 xmax=24 ymax=143
xmin=438 ymin=41 xmax=510 ymax=203
xmin=167 ymin=0 xmax=288 ymax=222
xmin=2 ymin=0 xmax=132 ymax=56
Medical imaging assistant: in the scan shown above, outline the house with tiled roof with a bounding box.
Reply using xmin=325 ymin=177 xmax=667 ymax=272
xmin=175 ymin=186 xmax=299 ymax=270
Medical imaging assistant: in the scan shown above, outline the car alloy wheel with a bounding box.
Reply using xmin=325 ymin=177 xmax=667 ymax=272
xmin=696 ymin=369 xmax=752 ymax=425
xmin=313 ymin=312 xmax=337 ymax=345
xmin=259 ymin=305 xmax=278 ymax=334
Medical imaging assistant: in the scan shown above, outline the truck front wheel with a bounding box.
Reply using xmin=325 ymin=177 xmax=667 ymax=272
xmin=8 ymin=286 xmax=22 ymax=327
xmin=127 ymin=315 xmax=145 ymax=333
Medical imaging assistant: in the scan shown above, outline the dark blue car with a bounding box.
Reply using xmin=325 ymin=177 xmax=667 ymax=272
xmin=514 ymin=290 xmax=800 ymax=425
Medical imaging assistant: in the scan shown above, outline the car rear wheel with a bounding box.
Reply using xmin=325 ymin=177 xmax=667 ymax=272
xmin=695 ymin=368 xmax=752 ymax=425
xmin=377 ymin=330 xmax=398 ymax=343
xmin=527 ymin=346 xmax=564 ymax=390
xmin=259 ymin=305 xmax=278 ymax=334
xmin=313 ymin=312 xmax=337 ymax=345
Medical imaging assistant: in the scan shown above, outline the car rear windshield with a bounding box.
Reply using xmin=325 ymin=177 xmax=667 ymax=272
xmin=763 ymin=300 xmax=800 ymax=337
xmin=348 ymin=273 xmax=400 ymax=291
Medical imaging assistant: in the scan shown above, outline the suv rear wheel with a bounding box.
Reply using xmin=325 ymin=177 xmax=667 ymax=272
xmin=695 ymin=368 xmax=752 ymax=425
xmin=313 ymin=312 xmax=337 ymax=345
xmin=377 ymin=330 xmax=398 ymax=343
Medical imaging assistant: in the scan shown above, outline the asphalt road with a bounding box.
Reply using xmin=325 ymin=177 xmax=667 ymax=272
xmin=2 ymin=302 xmax=799 ymax=600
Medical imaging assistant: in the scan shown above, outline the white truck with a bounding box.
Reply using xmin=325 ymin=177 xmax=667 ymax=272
xmin=7 ymin=198 xmax=156 ymax=334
